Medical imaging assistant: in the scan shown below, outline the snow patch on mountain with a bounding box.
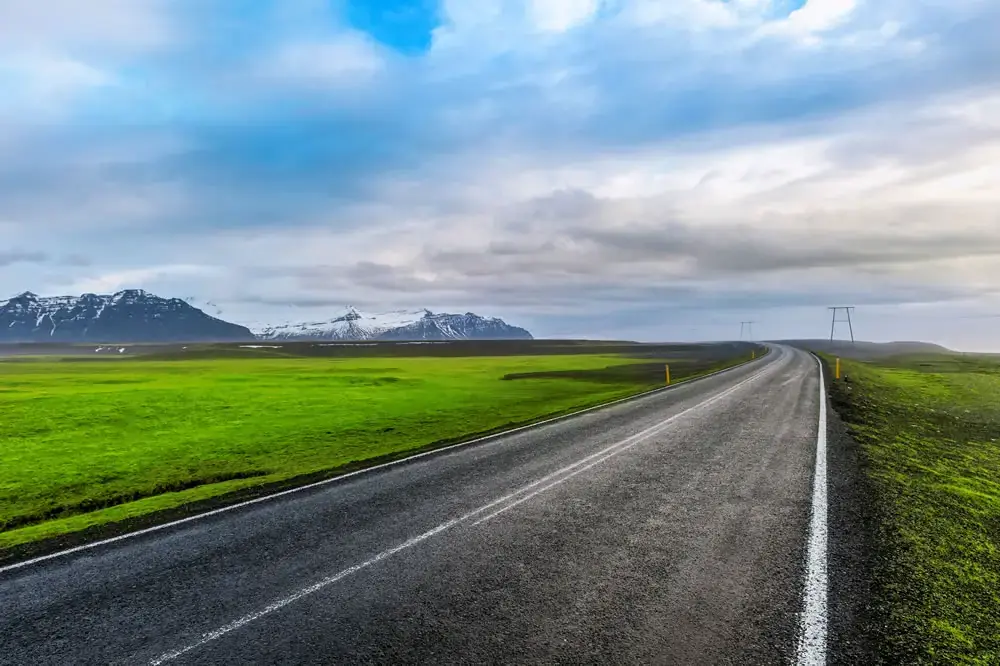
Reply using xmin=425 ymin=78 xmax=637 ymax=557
xmin=252 ymin=307 xmax=532 ymax=341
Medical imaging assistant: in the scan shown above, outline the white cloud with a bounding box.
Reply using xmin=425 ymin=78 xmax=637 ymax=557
xmin=528 ymin=0 xmax=600 ymax=32
xmin=67 ymin=264 xmax=221 ymax=296
xmin=263 ymin=34 xmax=385 ymax=88
xmin=0 ymin=53 xmax=112 ymax=118
xmin=0 ymin=0 xmax=170 ymax=50
xmin=787 ymin=0 xmax=858 ymax=32
xmin=256 ymin=89 xmax=1000 ymax=317
xmin=620 ymin=0 xmax=741 ymax=29
xmin=86 ymin=83 xmax=996 ymax=334
xmin=441 ymin=0 xmax=507 ymax=29
xmin=757 ymin=0 xmax=858 ymax=42
xmin=0 ymin=53 xmax=113 ymax=96
xmin=17 ymin=54 xmax=109 ymax=88
xmin=0 ymin=0 xmax=168 ymax=119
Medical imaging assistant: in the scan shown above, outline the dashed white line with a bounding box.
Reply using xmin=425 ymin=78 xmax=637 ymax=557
xmin=796 ymin=355 xmax=828 ymax=665
xmin=147 ymin=360 xmax=776 ymax=665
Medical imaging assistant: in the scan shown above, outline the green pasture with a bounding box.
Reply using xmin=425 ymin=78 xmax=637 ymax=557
xmin=0 ymin=349 xmax=746 ymax=549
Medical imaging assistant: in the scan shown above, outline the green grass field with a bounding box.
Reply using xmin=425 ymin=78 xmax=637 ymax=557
xmin=0 ymin=345 xmax=752 ymax=551
xmin=829 ymin=353 xmax=1000 ymax=664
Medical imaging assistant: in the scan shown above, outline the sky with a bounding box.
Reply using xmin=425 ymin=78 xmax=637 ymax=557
xmin=1 ymin=0 xmax=999 ymax=348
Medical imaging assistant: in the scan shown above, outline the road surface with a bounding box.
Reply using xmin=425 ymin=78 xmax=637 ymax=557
xmin=1 ymin=344 xmax=836 ymax=665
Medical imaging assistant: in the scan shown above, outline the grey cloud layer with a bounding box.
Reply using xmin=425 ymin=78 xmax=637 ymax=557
xmin=0 ymin=250 xmax=47 ymax=267
xmin=416 ymin=191 xmax=1000 ymax=278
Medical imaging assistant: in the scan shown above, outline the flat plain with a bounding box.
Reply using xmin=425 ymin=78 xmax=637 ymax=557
xmin=0 ymin=340 xmax=755 ymax=552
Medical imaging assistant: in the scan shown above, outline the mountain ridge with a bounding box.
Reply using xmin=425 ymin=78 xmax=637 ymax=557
xmin=0 ymin=289 xmax=253 ymax=342
xmin=0 ymin=291 xmax=533 ymax=343
xmin=256 ymin=306 xmax=533 ymax=341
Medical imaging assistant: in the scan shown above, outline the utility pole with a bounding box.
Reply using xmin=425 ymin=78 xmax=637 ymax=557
xmin=740 ymin=321 xmax=755 ymax=341
xmin=828 ymin=307 xmax=855 ymax=343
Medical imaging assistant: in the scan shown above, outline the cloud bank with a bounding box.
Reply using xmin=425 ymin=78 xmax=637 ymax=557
xmin=1 ymin=0 xmax=999 ymax=347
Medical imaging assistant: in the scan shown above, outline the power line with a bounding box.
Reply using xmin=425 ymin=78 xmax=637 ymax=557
xmin=828 ymin=307 xmax=855 ymax=343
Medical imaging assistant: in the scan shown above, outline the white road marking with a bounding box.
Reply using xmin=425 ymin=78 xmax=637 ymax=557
xmin=796 ymin=355 xmax=828 ymax=665
xmin=0 ymin=352 xmax=769 ymax=577
xmin=147 ymin=361 xmax=777 ymax=665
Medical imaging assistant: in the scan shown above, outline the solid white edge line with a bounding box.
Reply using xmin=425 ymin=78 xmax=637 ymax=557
xmin=147 ymin=356 xmax=779 ymax=665
xmin=796 ymin=354 xmax=828 ymax=665
xmin=1 ymin=346 xmax=772 ymax=576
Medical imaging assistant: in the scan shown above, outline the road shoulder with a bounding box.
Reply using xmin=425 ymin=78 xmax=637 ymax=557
xmin=821 ymin=356 xmax=880 ymax=665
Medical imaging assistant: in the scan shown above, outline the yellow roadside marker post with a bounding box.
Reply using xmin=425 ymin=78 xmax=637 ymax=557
xmin=835 ymin=357 xmax=841 ymax=380
xmin=665 ymin=364 xmax=671 ymax=385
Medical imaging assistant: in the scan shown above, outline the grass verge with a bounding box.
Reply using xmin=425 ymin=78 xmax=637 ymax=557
xmin=1 ymin=346 xmax=756 ymax=552
xmin=826 ymin=353 xmax=1000 ymax=664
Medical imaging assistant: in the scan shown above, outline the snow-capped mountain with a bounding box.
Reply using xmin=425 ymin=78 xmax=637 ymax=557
xmin=0 ymin=291 xmax=533 ymax=343
xmin=256 ymin=307 xmax=426 ymax=340
xmin=255 ymin=307 xmax=533 ymax=341
xmin=377 ymin=311 xmax=533 ymax=341
xmin=0 ymin=290 xmax=253 ymax=342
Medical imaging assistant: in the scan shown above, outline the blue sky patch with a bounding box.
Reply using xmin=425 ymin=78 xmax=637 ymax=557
xmin=344 ymin=0 xmax=440 ymax=55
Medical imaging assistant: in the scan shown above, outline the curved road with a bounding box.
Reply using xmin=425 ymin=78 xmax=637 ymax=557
xmin=1 ymin=345 xmax=830 ymax=665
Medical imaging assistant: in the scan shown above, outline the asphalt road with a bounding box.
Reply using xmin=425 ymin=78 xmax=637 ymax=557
xmin=1 ymin=344 xmax=829 ymax=665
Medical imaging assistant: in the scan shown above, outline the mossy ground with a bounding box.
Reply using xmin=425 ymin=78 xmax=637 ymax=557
xmin=828 ymin=353 xmax=1000 ymax=664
